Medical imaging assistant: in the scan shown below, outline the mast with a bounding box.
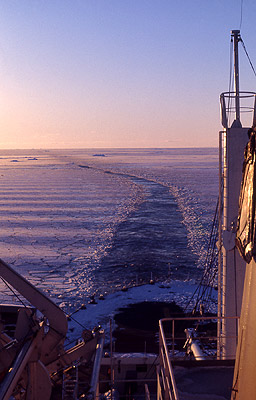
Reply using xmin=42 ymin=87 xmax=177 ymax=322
xmin=232 ymin=30 xmax=241 ymax=123
xmin=219 ymin=30 xmax=248 ymax=359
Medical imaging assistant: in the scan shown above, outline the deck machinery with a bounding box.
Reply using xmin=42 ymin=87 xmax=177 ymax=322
xmin=0 ymin=258 xmax=105 ymax=400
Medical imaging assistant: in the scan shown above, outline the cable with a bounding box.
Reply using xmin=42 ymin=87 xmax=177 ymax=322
xmin=241 ymin=39 xmax=256 ymax=78
xmin=67 ymin=313 xmax=88 ymax=330
xmin=185 ymin=175 xmax=224 ymax=314
xmin=0 ymin=276 xmax=28 ymax=308
xmin=0 ymin=273 xmax=89 ymax=342
xmin=239 ymin=0 xmax=244 ymax=31
xmin=185 ymin=196 xmax=220 ymax=313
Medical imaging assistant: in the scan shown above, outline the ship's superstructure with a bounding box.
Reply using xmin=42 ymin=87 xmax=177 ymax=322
xmin=219 ymin=30 xmax=256 ymax=359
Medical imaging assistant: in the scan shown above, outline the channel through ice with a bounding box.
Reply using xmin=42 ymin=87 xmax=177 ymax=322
xmin=0 ymin=148 xmax=218 ymax=339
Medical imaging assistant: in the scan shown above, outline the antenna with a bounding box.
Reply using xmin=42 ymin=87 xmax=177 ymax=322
xmin=231 ymin=30 xmax=241 ymax=123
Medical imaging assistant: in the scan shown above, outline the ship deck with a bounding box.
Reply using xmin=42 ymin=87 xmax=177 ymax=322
xmin=172 ymin=360 xmax=235 ymax=400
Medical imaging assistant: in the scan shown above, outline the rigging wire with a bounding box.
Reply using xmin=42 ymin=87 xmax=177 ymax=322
xmin=184 ymin=194 xmax=220 ymax=313
xmin=0 ymin=274 xmax=75 ymax=340
xmin=0 ymin=268 xmax=88 ymax=341
xmin=67 ymin=312 xmax=87 ymax=330
xmin=241 ymin=38 xmax=256 ymax=78
xmin=239 ymin=0 xmax=244 ymax=31
xmin=0 ymin=276 xmax=28 ymax=308
xmin=185 ymin=175 xmax=224 ymax=314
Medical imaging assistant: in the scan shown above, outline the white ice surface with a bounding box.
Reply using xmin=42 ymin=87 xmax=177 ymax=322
xmin=0 ymin=150 xmax=218 ymax=348
xmin=66 ymin=280 xmax=201 ymax=345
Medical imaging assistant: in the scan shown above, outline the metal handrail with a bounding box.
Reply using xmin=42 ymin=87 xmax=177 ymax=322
xmin=158 ymin=315 xmax=239 ymax=400
xmin=88 ymin=334 xmax=105 ymax=400
xmin=220 ymin=91 xmax=256 ymax=129
xmin=221 ymin=91 xmax=256 ymax=97
xmin=158 ymin=321 xmax=179 ymax=400
xmin=160 ymin=315 xmax=239 ymax=359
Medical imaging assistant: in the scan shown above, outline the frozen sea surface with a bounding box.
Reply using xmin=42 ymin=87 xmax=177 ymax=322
xmin=0 ymin=148 xmax=218 ymax=321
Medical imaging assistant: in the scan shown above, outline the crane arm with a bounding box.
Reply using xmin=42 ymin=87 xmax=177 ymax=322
xmin=0 ymin=259 xmax=67 ymax=338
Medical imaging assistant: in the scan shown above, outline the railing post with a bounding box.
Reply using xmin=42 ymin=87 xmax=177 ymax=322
xmin=218 ymin=131 xmax=224 ymax=360
xmin=253 ymin=94 xmax=256 ymax=127
xmin=172 ymin=320 xmax=175 ymax=358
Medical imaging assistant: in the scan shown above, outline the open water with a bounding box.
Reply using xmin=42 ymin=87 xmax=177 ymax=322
xmin=0 ymin=148 xmax=218 ymax=310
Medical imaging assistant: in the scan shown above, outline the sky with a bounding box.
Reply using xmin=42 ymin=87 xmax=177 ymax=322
xmin=0 ymin=1 xmax=256 ymax=149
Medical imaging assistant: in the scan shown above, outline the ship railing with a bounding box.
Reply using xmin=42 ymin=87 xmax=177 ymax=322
xmin=87 ymin=334 xmax=105 ymax=400
xmin=159 ymin=316 xmax=239 ymax=361
xmin=158 ymin=336 xmax=179 ymax=400
xmin=158 ymin=316 xmax=239 ymax=400
xmin=220 ymin=91 xmax=256 ymax=129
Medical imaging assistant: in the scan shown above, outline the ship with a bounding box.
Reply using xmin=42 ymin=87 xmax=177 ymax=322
xmin=0 ymin=29 xmax=255 ymax=399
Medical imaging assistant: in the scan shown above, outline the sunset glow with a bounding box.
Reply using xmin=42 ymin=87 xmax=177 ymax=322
xmin=0 ymin=1 xmax=256 ymax=149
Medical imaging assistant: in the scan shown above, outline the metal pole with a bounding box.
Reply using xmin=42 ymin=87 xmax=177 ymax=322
xmin=172 ymin=320 xmax=175 ymax=357
xmin=232 ymin=30 xmax=241 ymax=122
xmin=217 ymin=131 xmax=223 ymax=359
xmin=110 ymin=318 xmax=114 ymax=400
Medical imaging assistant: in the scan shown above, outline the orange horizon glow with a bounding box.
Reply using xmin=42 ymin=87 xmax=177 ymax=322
xmin=0 ymin=1 xmax=255 ymax=149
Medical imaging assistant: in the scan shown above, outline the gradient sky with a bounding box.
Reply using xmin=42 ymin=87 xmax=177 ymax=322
xmin=0 ymin=0 xmax=256 ymax=149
